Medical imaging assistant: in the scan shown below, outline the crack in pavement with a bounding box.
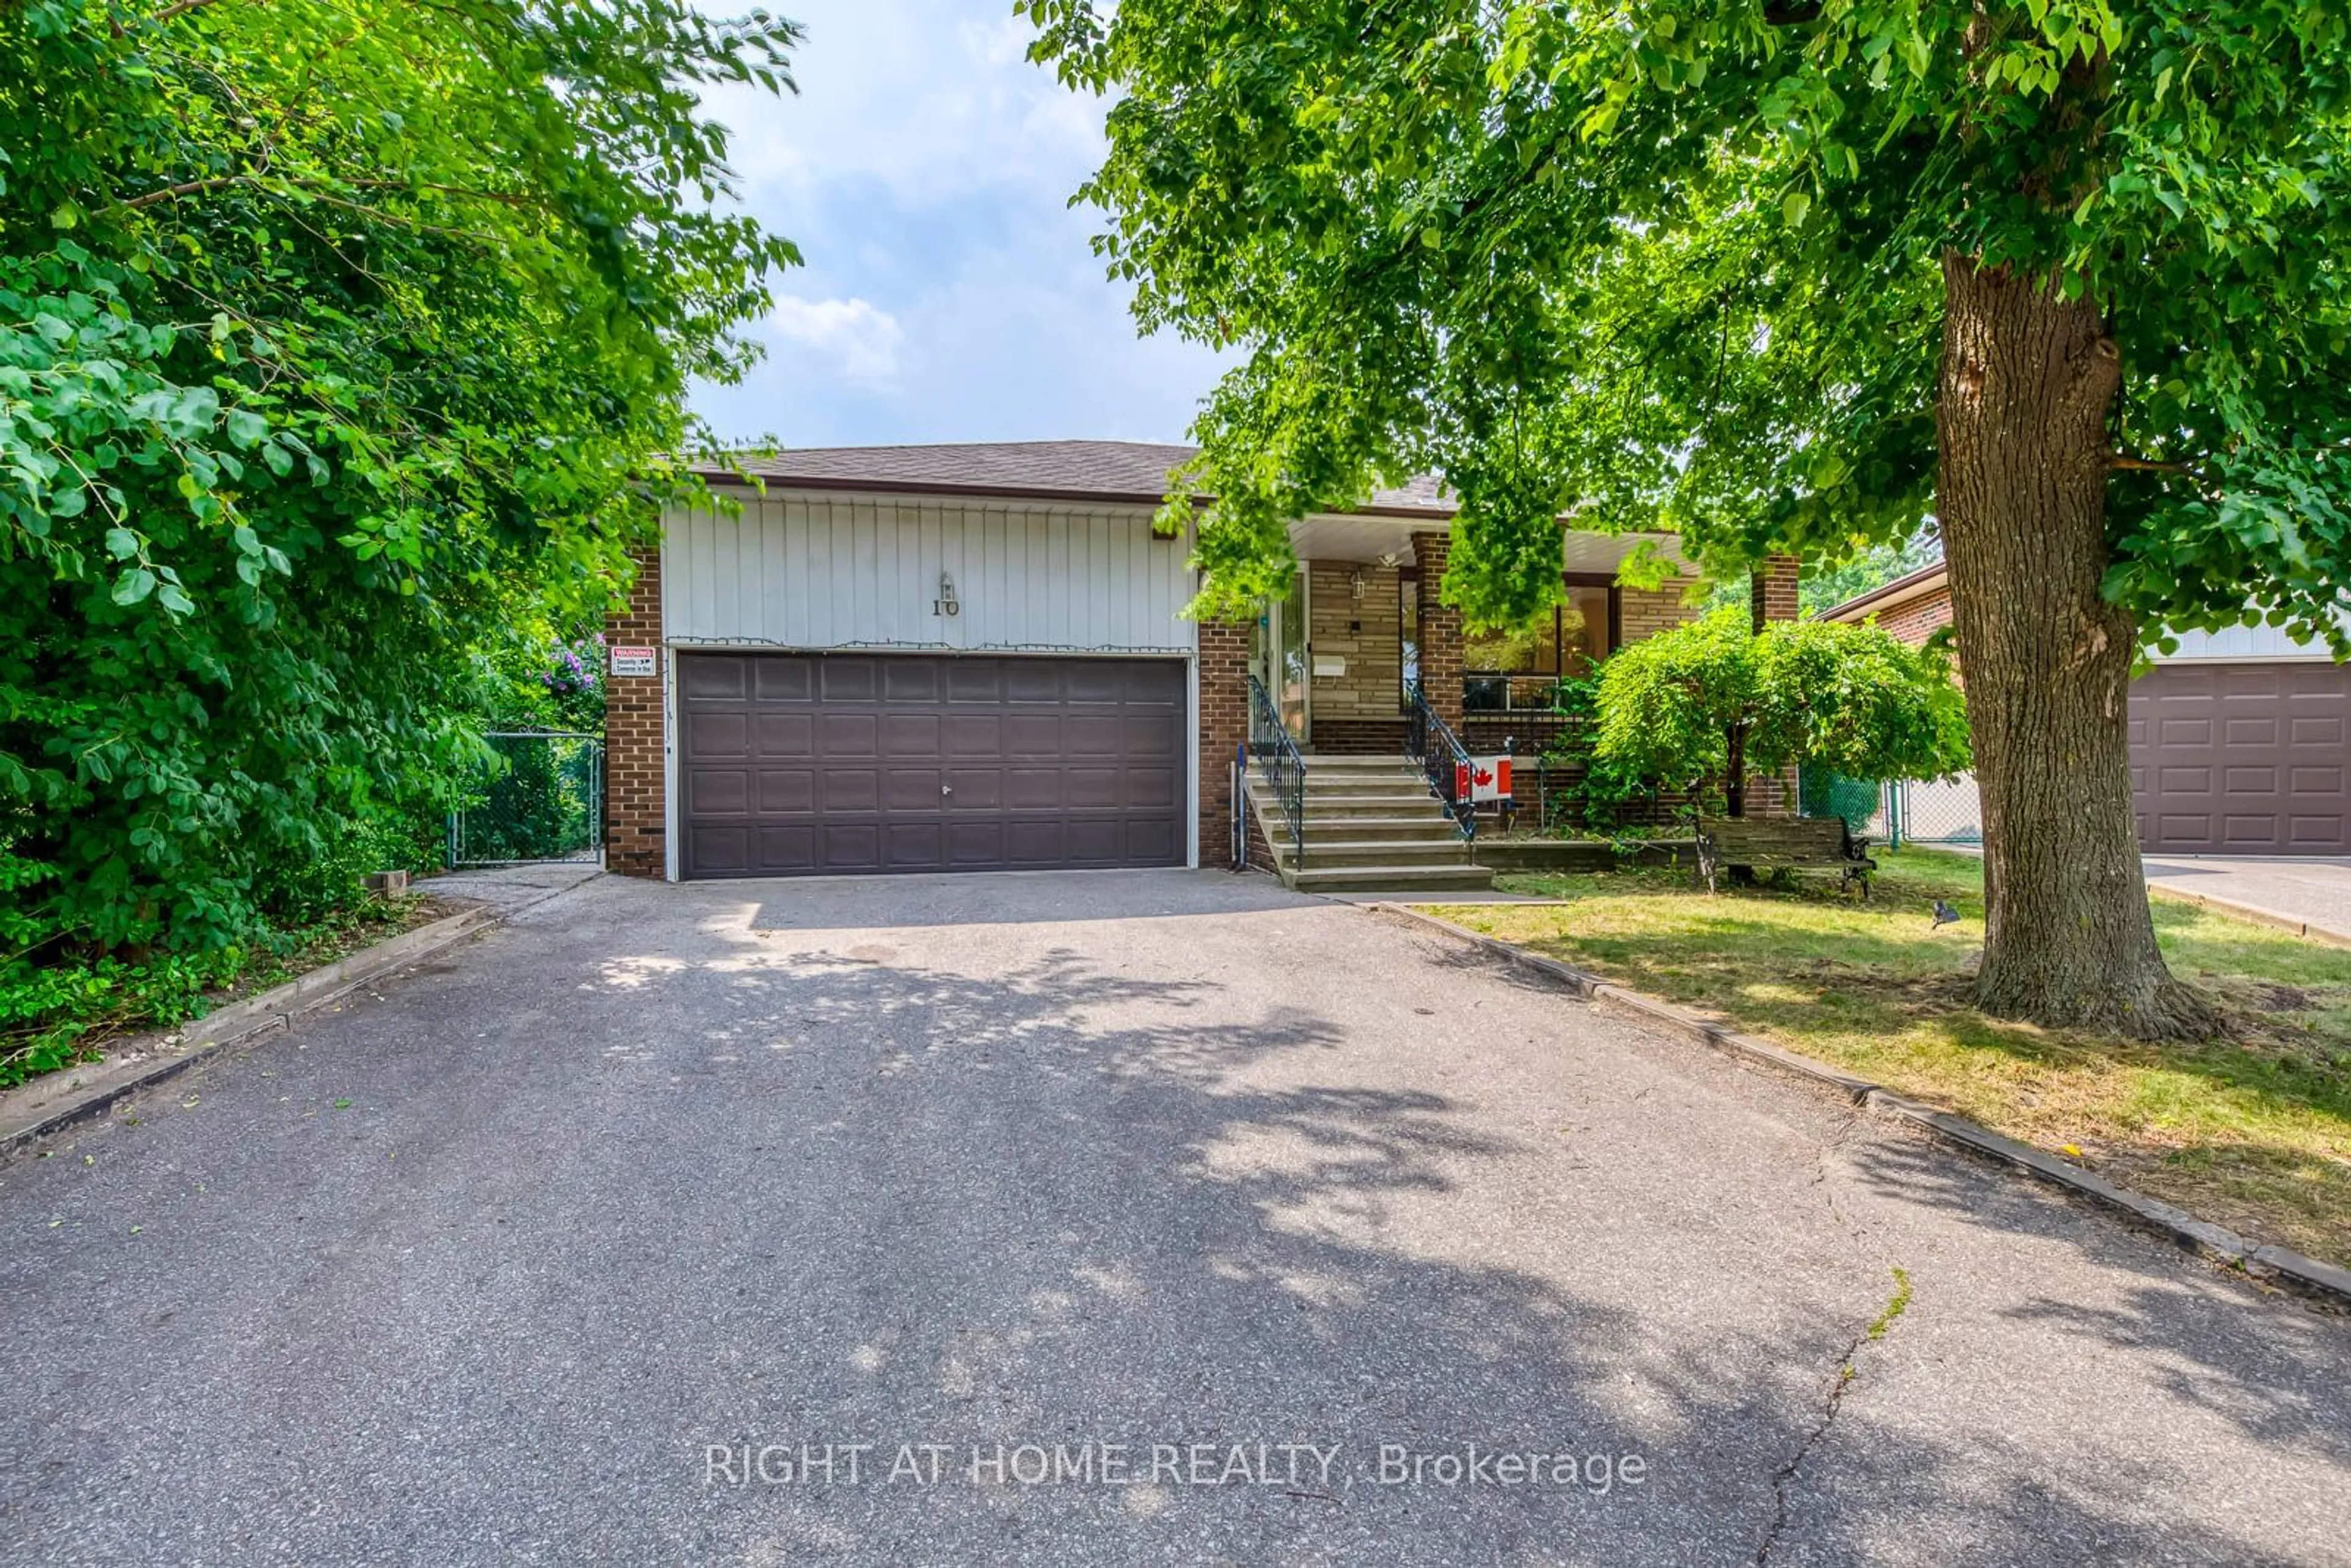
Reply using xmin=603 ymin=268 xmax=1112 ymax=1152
xmin=1809 ymin=1105 xmax=1864 ymax=1191
xmin=1753 ymin=1267 xmax=1914 ymax=1565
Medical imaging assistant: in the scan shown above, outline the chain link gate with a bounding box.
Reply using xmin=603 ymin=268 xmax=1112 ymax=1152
xmin=446 ymin=730 xmax=605 ymax=868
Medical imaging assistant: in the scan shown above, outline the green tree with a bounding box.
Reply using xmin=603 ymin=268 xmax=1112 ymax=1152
xmin=1596 ymin=609 xmax=1968 ymax=816
xmin=1026 ymin=0 xmax=2351 ymax=1035
xmin=0 ymin=2 xmax=797 ymax=951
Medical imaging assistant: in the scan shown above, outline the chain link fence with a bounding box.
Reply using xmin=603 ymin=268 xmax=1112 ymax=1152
xmin=1798 ymin=766 xmax=1982 ymax=849
xmin=1884 ymin=773 xmax=1983 ymax=847
xmin=446 ymin=730 xmax=604 ymax=867
xmin=1796 ymin=766 xmax=1883 ymax=834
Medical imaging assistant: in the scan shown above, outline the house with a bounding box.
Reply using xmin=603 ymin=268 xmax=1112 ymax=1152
xmin=602 ymin=440 xmax=1790 ymax=889
xmin=1823 ymin=562 xmax=2351 ymax=855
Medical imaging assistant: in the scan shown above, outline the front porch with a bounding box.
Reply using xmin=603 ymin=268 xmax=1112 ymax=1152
xmin=1197 ymin=524 xmax=1798 ymax=890
xmin=1244 ymin=525 xmax=1710 ymax=761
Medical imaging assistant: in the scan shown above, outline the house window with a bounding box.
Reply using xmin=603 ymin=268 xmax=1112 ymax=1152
xmin=1561 ymin=583 xmax=1613 ymax=675
xmin=1461 ymin=581 xmax=1619 ymax=710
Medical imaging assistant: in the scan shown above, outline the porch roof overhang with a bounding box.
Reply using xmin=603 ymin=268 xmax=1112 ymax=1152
xmin=1286 ymin=512 xmax=1692 ymax=579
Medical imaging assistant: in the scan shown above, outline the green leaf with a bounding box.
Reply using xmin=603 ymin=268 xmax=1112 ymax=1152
xmin=223 ymin=409 xmax=268 ymax=449
xmin=0 ymin=0 xmax=793 ymax=956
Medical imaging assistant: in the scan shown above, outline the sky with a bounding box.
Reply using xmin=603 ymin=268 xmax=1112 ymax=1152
xmin=686 ymin=1 xmax=1231 ymax=452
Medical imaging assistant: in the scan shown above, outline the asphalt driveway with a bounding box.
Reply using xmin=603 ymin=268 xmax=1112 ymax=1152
xmin=3 ymin=870 xmax=2346 ymax=1566
xmin=2142 ymin=853 xmax=2351 ymax=944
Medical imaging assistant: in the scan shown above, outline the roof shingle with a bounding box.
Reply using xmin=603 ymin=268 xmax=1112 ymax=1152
xmin=696 ymin=440 xmax=1456 ymax=516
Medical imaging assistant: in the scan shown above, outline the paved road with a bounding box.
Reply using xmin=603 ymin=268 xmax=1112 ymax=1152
xmin=2142 ymin=853 xmax=2351 ymax=943
xmin=3 ymin=871 xmax=2345 ymax=1566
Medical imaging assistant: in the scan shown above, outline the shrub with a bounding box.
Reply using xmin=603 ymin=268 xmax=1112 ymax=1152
xmin=1534 ymin=666 xmax=1666 ymax=833
xmin=0 ymin=3 xmax=795 ymax=956
xmin=1595 ymin=609 xmax=1969 ymax=816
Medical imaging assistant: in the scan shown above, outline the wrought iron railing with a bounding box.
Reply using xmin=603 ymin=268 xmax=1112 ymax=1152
xmin=1247 ymin=674 xmax=1307 ymax=866
xmin=1461 ymin=710 xmax=1581 ymax=758
xmin=1405 ymin=684 xmax=1476 ymax=844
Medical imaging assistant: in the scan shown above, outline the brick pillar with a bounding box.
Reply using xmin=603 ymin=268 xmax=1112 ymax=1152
xmin=604 ymin=548 xmax=668 ymax=878
xmin=1414 ymin=531 xmax=1463 ymax=728
xmin=1196 ymin=617 xmax=1251 ymax=868
xmin=1758 ymin=554 xmax=1801 ymax=623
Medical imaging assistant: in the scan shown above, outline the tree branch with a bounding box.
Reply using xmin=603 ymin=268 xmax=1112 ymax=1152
xmin=121 ymin=174 xmax=250 ymax=209
xmin=122 ymin=172 xmax=535 ymax=217
xmin=149 ymin=0 xmax=235 ymax=24
xmin=2107 ymin=454 xmax=2189 ymax=474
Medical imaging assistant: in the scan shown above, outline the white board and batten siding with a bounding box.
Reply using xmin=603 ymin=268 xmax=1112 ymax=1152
xmin=662 ymin=492 xmax=1196 ymax=655
xmin=657 ymin=489 xmax=1203 ymax=880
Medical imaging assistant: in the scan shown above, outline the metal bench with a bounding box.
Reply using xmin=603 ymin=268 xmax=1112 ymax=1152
xmin=1695 ymin=816 xmax=1877 ymax=898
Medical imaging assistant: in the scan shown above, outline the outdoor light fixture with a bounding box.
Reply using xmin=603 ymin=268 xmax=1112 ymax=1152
xmin=934 ymin=571 xmax=959 ymax=617
xmin=1351 ymin=567 xmax=1367 ymax=599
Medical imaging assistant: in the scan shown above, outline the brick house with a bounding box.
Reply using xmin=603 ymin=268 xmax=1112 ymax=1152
xmin=1824 ymin=561 xmax=2351 ymax=855
xmin=1820 ymin=561 xmax=1953 ymax=648
xmin=603 ymin=441 xmax=1795 ymax=890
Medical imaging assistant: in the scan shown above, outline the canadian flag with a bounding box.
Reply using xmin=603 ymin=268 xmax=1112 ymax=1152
xmin=1457 ymin=756 xmax=1512 ymax=804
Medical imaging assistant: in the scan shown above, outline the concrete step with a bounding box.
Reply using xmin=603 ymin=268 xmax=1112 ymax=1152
xmin=1284 ymin=863 xmax=1496 ymax=894
xmin=1287 ymin=817 xmax=1469 ymax=843
xmin=1300 ymin=793 xmax=1441 ymax=811
xmin=1295 ymin=757 xmax=1423 ymax=776
xmin=1255 ymin=763 xmax=1426 ymax=787
xmin=1256 ymin=796 xmax=1462 ymax=828
xmin=1288 ymin=785 xmax=1429 ymax=808
xmin=1260 ymin=780 xmax=1439 ymax=804
xmin=1277 ymin=841 xmax=1474 ymax=870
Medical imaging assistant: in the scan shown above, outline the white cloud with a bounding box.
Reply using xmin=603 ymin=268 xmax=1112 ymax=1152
xmin=764 ymin=295 xmax=905 ymax=386
xmin=700 ymin=0 xmax=1105 ymax=207
xmin=686 ymin=0 xmax=1234 ymax=448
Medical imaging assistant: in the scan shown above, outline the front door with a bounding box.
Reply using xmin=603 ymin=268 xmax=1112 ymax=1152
xmin=1251 ymin=571 xmax=1311 ymax=744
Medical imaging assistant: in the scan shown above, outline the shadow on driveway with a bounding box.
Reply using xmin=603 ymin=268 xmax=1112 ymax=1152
xmin=0 ymin=874 xmax=2343 ymax=1564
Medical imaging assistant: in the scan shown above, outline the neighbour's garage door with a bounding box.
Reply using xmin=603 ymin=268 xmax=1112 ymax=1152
xmin=678 ymin=653 xmax=1187 ymax=879
xmin=2131 ymin=662 xmax=2351 ymax=853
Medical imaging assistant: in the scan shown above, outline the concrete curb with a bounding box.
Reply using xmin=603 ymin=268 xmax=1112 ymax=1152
xmin=2143 ymin=878 xmax=2351 ymax=951
xmin=0 ymin=874 xmax=597 ymax=1157
xmin=1366 ymin=900 xmax=2351 ymax=1310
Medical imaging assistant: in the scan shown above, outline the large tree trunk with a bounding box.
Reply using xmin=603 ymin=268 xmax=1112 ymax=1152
xmin=1935 ymin=253 xmax=2216 ymax=1038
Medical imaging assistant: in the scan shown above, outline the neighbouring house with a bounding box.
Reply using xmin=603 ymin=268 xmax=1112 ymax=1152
xmin=604 ymin=440 xmax=1794 ymax=891
xmin=1824 ymin=562 xmax=2351 ymax=855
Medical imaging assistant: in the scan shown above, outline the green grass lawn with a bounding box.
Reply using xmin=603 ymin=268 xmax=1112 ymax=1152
xmin=1431 ymin=850 xmax=2351 ymax=1268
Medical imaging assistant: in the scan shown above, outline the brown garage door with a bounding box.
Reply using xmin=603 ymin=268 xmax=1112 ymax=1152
xmin=678 ymin=653 xmax=1187 ymax=879
xmin=2130 ymin=662 xmax=2351 ymax=853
